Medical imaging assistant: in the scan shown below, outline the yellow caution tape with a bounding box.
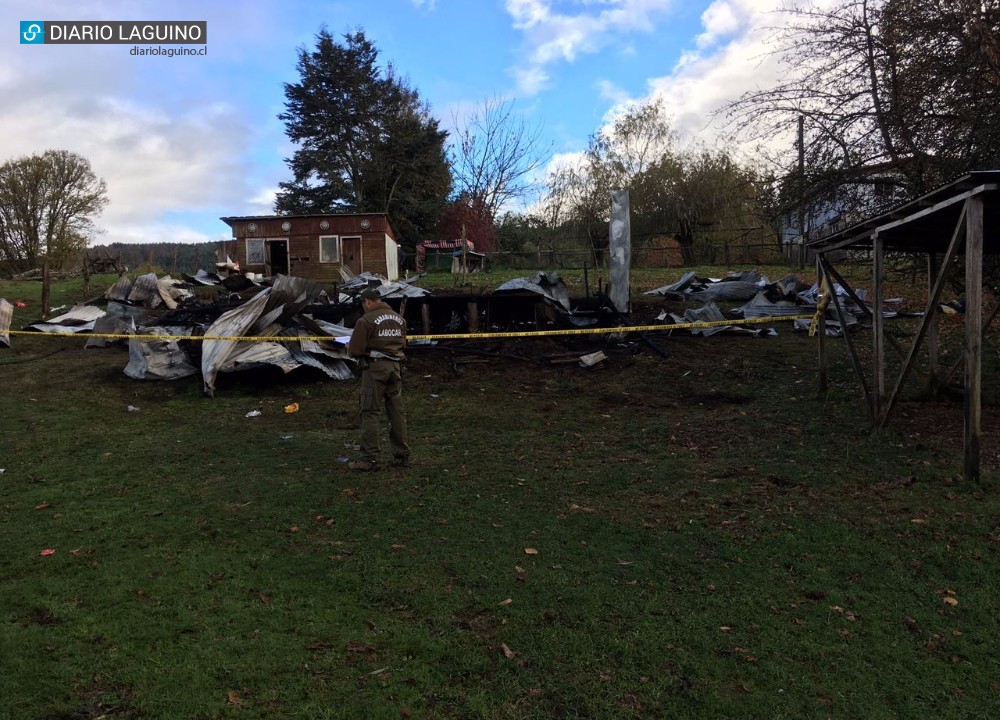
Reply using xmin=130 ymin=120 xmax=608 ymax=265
xmin=4 ymin=314 xmax=815 ymax=343
xmin=808 ymin=275 xmax=833 ymax=337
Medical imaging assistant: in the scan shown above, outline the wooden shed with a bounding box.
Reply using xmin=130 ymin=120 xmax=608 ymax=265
xmin=220 ymin=213 xmax=401 ymax=282
xmin=807 ymin=170 xmax=1000 ymax=482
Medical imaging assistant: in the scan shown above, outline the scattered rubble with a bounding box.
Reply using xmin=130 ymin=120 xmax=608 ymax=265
xmin=1 ymin=266 xmax=906 ymax=391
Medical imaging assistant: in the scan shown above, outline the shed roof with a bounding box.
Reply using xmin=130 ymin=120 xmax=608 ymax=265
xmin=220 ymin=212 xmax=390 ymax=226
xmin=807 ymin=170 xmax=1000 ymax=255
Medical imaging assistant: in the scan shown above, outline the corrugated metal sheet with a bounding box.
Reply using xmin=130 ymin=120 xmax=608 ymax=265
xmin=0 ymin=298 xmax=12 ymax=347
xmin=644 ymin=271 xmax=697 ymax=296
xmin=668 ymin=302 xmax=732 ymax=336
xmin=737 ymin=292 xmax=814 ymax=319
xmin=105 ymin=275 xmax=132 ymax=302
xmin=686 ymin=281 xmax=761 ymax=302
xmin=200 ymin=275 xmax=329 ymax=395
xmin=201 ymin=289 xmax=273 ymax=395
xmin=26 ymin=305 xmax=106 ymax=334
xmin=155 ymin=276 xmax=194 ymax=310
xmin=127 ymin=273 xmax=161 ymax=307
xmin=225 ymin=341 xmax=299 ymax=373
xmin=495 ymin=272 xmax=571 ymax=310
xmin=124 ymin=330 xmax=198 ymax=380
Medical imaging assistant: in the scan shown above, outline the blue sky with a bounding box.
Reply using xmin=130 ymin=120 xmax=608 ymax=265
xmin=1 ymin=0 xmax=790 ymax=246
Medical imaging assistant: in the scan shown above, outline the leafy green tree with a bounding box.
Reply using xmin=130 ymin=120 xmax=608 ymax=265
xmin=494 ymin=211 xmax=550 ymax=254
xmin=542 ymin=99 xmax=768 ymax=264
xmin=275 ymin=29 xmax=451 ymax=248
xmin=0 ymin=150 xmax=108 ymax=272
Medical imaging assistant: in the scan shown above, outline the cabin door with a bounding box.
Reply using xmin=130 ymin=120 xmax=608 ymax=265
xmin=265 ymin=239 xmax=289 ymax=276
xmin=342 ymin=236 xmax=362 ymax=275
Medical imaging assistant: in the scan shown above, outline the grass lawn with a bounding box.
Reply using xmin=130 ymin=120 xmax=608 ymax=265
xmin=1 ymin=267 xmax=998 ymax=719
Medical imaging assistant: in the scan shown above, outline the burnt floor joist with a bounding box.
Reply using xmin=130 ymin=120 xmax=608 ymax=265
xmin=808 ymin=170 xmax=1000 ymax=482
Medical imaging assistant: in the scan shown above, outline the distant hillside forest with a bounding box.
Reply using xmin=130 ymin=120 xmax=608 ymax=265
xmin=94 ymin=241 xmax=237 ymax=275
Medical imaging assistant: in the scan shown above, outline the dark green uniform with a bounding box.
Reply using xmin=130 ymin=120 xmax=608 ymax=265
xmin=347 ymin=300 xmax=409 ymax=465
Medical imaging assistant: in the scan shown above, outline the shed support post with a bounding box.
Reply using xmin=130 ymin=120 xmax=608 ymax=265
xmin=873 ymin=233 xmax=885 ymax=422
xmin=964 ymin=196 xmax=983 ymax=483
xmin=927 ymin=253 xmax=940 ymax=392
xmin=534 ymin=300 xmax=546 ymax=330
xmin=467 ymin=301 xmax=479 ymax=333
xmin=821 ymin=256 xmax=874 ymax=414
xmin=421 ymin=301 xmax=431 ymax=335
xmin=817 ymin=253 xmax=827 ymax=392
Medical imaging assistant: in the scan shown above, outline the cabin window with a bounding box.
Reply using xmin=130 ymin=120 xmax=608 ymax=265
xmin=319 ymin=235 xmax=340 ymax=263
xmin=246 ymin=237 xmax=265 ymax=265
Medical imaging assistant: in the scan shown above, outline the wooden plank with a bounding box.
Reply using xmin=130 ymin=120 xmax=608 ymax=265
xmin=421 ymin=301 xmax=431 ymax=335
xmin=467 ymin=301 xmax=479 ymax=332
xmin=821 ymin=256 xmax=873 ymax=416
xmin=42 ymin=260 xmax=51 ymax=319
xmin=822 ymin=261 xmax=926 ymax=377
xmin=873 ymin=233 xmax=885 ymax=421
xmin=964 ymin=196 xmax=983 ymax=482
xmin=880 ymin=204 xmax=966 ymax=426
xmin=927 ymin=253 xmax=940 ymax=390
xmin=816 ymin=254 xmax=828 ymax=392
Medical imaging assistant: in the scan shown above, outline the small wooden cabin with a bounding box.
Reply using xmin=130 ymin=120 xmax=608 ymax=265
xmin=220 ymin=213 xmax=400 ymax=282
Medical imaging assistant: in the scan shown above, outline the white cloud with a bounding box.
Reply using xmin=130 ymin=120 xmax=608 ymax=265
xmin=0 ymin=86 xmax=254 ymax=239
xmin=581 ymin=0 xmax=792 ymax=157
xmin=247 ymin=187 xmax=279 ymax=216
xmin=596 ymin=79 xmax=630 ymax=106
xmin=505 ymin=0 xmax=676 ymax=95
xmin=0 ymin=0 xmax=288 ymax=245
xmin=512 ymin=65 xmax=552 ymax=97
xmin=695 ymin=0 xmax=743 ymax=49
xmin=410 ymin=0 xmax=437 ymax=10
xmin=545 ymin=150 xmax=587 ymax=175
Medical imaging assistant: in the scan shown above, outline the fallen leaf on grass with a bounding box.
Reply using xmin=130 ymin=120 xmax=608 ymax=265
xmin=39 ymin=549 xmax=56 ymax=556
xmin=500 ymin=643 xmax=515 ymax=659
xmin=524 ymin=548 xmax=538 ymax=555
xmin=719 ymin=626 xmax=733 ymax=632
xmin=227 ymin=690 xmax=243 ymax=705
xmin=284 ymin=403 xmax=300 ymax=413
xmin=830 ymin=605 xmax=860 ymax=621
xmin=943 ymin=596 xmax=959 ymax=606
xmin=35 ymin=502 xmax=49 ymax=510
xmin=390 ymin=544 xmax=406 ymax=552
xmin=68 ymin=548 xmax=94 ymax=556
xmin=498 ymin=598 xmax=513 ymax=606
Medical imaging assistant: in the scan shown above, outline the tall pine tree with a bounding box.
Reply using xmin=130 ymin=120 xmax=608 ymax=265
xmin=275 ymin=29 xmax=451 ymax=248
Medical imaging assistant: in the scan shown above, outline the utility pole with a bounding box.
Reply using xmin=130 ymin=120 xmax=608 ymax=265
xmin=797 ymin=115 xmax=806 ymax=270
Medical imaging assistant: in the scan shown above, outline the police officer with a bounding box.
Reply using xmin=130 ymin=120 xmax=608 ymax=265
xmin=347 ymin=288 xmax=410 ymax=470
